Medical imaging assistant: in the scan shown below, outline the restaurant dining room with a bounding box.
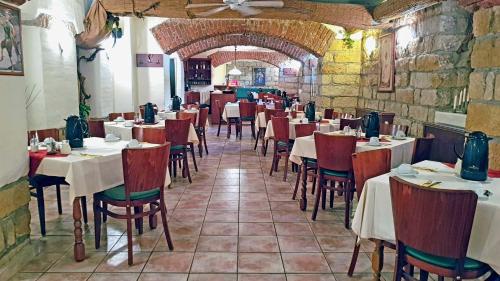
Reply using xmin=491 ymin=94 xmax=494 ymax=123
xmin=1 ymin=0 xmax=500 ymax=280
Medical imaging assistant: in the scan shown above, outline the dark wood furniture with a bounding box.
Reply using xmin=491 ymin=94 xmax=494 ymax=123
xmin=412 ymin=134 xmax=435 ymax=164
xmin=254 ymin=104 xmax=267 ymax=151
xmin=348 ymin=149 xmax=393 ymax=277
xmin=210 ymin=92 xmax=236 ymax=125
xmin=423 ymin=123 xmax=465 ymax=164
xmin=109 ymin=112 xmax=135 ymax=121
xmin=380 ymin=112 xmax=395 ymax=125
xmin=177 ymin=112 xmax=198 ymax=172
xmin=340 ymin=118 xmax=362 ymax=130
xmin=312 ymin=133 xmax=356 ymax=228
xmin=196 ymin=108 xmax=209 ymax=157
xmin=261 ymin=109 xmax=287 ymax=156
xmin=93 ymin=144 xmax=174 ymax=265
xmin=88 ymin=119 xmax=105 ymax=138
xmin=184 ymin=58 xmax=211 ymax=86
xmin=389 ymin=176 xmax=492 ymax=281
xmin=324 ymin=108 xmax=334 ymax=120
xmin=185 ymin=91 xmax=201 ymax=104
xmin=296 ymin=104 xmax=305 ymax=111
xmin=269 ymin=117 xmax=291 ymax=181
xmin=380 ymin=123 xmax=409 ymax=136
xmin=238 ymin=102 xmax=257 ymax=140
xmin=28 ymin=128 xmax=60 ymax=143
xmin=165 ymin=119 xmax=192 ymax=183
xmin=292 ymin=123 xmax=318 ymax=200
xmin=132 ymin=127 xmax=166 ymax=144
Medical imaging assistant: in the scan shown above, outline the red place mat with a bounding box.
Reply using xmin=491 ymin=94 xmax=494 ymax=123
xmin=29 ymin=150 xmax=68 ymax=177
xmin=443 ymin=163 xmax=500 ymax=179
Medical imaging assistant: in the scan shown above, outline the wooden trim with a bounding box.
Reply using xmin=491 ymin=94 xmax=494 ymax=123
xmin=373 ymin=0 xmax=443 ymax=21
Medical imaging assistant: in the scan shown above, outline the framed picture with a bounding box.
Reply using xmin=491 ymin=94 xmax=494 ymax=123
xmin=378 ymin=33 xmax=395 ymax=92
xmin=136 ymin=54 xmax=163 ymax=67
xmin=253 ymin=67 xmax=266 ymax=86
xmin=282 ymin=68 xmax=298 ymax=76
xmin=0 ymin=2 xmax=23 ymax=76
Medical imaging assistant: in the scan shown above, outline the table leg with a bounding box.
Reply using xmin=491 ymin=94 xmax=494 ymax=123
xmin=299 ymin=159 xmax=308 ymax=211
xmin=371 ymin=239 xmax=384 ymax=281
xmin=73 ymin=197 xmax=86 ymax=262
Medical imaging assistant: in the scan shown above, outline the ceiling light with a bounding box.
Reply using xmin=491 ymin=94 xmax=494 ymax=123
xmin=228 ymin=45 xmax=241 ymax=76
xmin=365 ymin=36 xmax=377 ymax=56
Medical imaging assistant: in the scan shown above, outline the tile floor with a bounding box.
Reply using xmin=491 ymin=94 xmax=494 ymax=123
xmin=10 ymin=126 xmax=394 ymax=281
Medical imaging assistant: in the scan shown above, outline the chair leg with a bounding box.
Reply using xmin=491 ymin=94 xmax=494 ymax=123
xmin=81 ymin=196 xmax=88 ymax=224
xmin=198 ymin=132 xmax=203 ymax=158
xmin=56 ymin=184 xmax=62 ymax=215
xmin=160 ymin=199 xmax=174 ymax=250
xmin=394 ymin=245 xmax=405 ymax=281
xmin=263 ymin=140 xmax=269 ymax=156
xmin=419 ymin=270 xmax=429 ymax=281
xmin=283 ymin=152 xmax=289 ymax=182
xmin=183 ymin=151 xmax=192 ymax=183
xmin=269 ymin=150 xmax=276 ymax=176
xmin=292 ymin=164 xmax=302 ymax=200
xmin=312 ymin=174 xmax=317 ymax=195
xmin=35 ymin=186 xmax=46 ymax=236
xmin=330 ymin=189 xmax=334 ymax=208
xmin=344 ymin=183 xmax=351 ymax=229
xmin=321 ymin=187 xmax=326 ymax=210
xmin=93 ymin=197 xmax=101 ymax=249
xmin=149 ymin=203 xmax=157 ymax=230
xmin=254 ymin=129 xmax=260 ymax=150
xmin=190 ymin=143 xmax=198 ymax=172
xmin=348 ymin=238 xmax=361 ymax=276
xmin=203 ymin=130 xmax=208 ymax=155
xmin=227 ymin=120 xmax=231 ymax=139
xmin=239 ymin=121 xmax=243 ymax=140
xmin=102 ymin=202 xmax=108 ymax=223
xmin=251 ymin=121 xmax=256 ymax=139
xmin=126 ymin=206 xmax=134 ymax=265
xmin=134 ymin=206 xmax=144 ymax=235
xmin=311 ymin=174 xmax=322 ymax=221
xmin=217 ymin=120 xmax=222 ymax=137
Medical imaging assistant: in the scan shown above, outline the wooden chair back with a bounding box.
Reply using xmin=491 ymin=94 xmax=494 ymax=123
xmin=274 ymin=101 xmax=284 ymax=110
xmin=239 ymin=102 xmax=257 ymax=119
xmin=324 ymin=108 xmax=334 ymax=120
xmin=197 ymin=108 xmax=209 ymax=128
xmin=352 ymin=149 xmax=391 ymax=199
xmin=412 ymin=134 xmax=435 ymax=164
xmin=215 ymin=100 xmax=224 ymax=118
xmin=314 ymin=133 xmax=356 ymax=172
xmin=340 ymin=118 xmax=362 ymax=130
xmin=139 ymin=105 xmax=158 ymax=119
xmin=123 ymin=112 xmax=135 ymax=120
xmin=88 ymin=119 xmax=105 ymax=138
xmin=185 ymin=91 xmax=200 ymax=104
xmin=294 ymin=123 xmax=316 ymax=138
xmin=165 ymin=119 xmax=191 ymax=147
xmin=122 ymin=143 xmax=170 ymax=196
xmin=265 ymin=109 xmax=285 ymax=123
xmin=132 ymin=127 xmax=166 ymax=144
xmin=256 ymin=104 xmax=266 ymax=114
xmin=296 ymin=104 xmax=305 ymax=111
xmin=177 ymin=111 xmax=197 ymax=126
xmin=271 ymin=117 xmax=289 ymax=143
xmin=380 ymin=124 xmax=409 ymax=136
xmin=28 ymin=128 xmax=60 ymax=144
xmin=183 ymin=104 xmax=200 ymax=110
xmin=108 ymin=113 xmax=122 ymax=121
xmin=389 ymin=176 xmax=478 ymax=259
xmin=380 ymin=112 xmax=395 ymax=125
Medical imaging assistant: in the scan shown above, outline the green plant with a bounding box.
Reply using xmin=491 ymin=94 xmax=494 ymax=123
xmin=106 ymin=13 xmax=123 ymax=47
xmin=342 ymin=31 xmax=355 ymax=49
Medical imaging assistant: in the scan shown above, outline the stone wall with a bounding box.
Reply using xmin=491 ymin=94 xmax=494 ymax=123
xmin=226 ymin=61 xmax=280 ymax=88
xmin=465 ymin=6 xmax=500 ymax=170
xmin=358 ymin=1 xmax=472 ymax=136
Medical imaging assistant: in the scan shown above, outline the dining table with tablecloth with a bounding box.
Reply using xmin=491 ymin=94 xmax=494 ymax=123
xmin=264 ymin=119 xmax=341 ymax=140
xmin=351 ymin=160 xmax=500 ymax=274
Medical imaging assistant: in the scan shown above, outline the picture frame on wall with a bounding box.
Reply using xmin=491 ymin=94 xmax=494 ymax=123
xmin=253 ymin=67 xmax=266 ymax=86
xmin=378 ymin=33 xmax=395 ymax=92
xmin=0 ymin=2 xmax=23 ymax=76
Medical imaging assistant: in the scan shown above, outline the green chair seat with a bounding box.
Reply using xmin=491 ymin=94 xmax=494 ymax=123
xmin=100 ymin=185 xmax=160 ymax=201
xmin=304 ymin=158 xmax=317 ymax=163
xmin=171 ymin=145 xmax=186 ymax=151
xmin=320 ymin=168 xmax=349 ymax=178
xmin=277 ymin=140 xmax=294 ymax=147
xmin=240 ymin=116 xmax=255 ymax=121
xmin=406 ymin=247 xmax=485 ymax=270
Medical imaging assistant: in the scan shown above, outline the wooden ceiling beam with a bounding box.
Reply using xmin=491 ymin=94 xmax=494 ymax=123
xmin=372 ymin=0 xmax=443 ymax=22
xmin=1 ymin=0 xmax=27 ymax=6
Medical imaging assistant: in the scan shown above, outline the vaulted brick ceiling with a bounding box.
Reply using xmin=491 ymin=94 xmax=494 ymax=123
xmin=152 ymin=19 xmax=334 ymax=59
xmin=208 ymin=51 xmax=289 ymax=68
xmin=176 ymin=33 xmax=312 ymax=62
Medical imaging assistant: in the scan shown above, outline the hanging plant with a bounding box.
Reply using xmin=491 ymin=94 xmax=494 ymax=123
xmin=342 ymin=30 xmax=355 ymax=49
xmin=106 ymin=13 xmax=123 ymax=47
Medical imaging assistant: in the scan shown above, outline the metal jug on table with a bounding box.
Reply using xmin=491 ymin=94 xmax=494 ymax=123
xmin=305 ymin=101 xmax=316 ymax=123
xmin=455 ymin=131 xmax=491 ymax=181
xmin=143 ymin=102 xmax=155 ymax=124
xmin=362 ymin=112 xmax=380 ymax=138
xmin=65 ymin=115 xmax=86 ymax=148
xmin=172 ymin=95 xmax=182 ymax=111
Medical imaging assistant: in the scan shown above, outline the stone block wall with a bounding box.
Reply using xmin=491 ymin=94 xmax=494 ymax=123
xmin=465 ymin=6 xmax=500 ymax=170
xmin=226 ymin=61 xmax=280 ymax=88
xmin=0 ymin=179 xmax=31 ymax=262
xmin=358 ymin=1 xmax=472 ymax=136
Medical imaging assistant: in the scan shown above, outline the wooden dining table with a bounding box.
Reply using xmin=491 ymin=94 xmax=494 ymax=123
xmin=31 ymin=137 xmax=171 ymax=262
xmin=289 ymin=133 xmax=416 ymax=210
xmin=352 ymin=160 xmax=500 ymax=279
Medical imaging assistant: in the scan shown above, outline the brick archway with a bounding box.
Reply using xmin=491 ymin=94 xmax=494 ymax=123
xmin=176 ymin=33 xmax=312 ymax=62
xmin=151 ymin=19 xmax=335 ymax=58
xmin=208 ymin=51 xmax=290 ymax=68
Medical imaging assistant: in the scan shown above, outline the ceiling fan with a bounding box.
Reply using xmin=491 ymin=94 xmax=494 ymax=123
xmin=186 ymin=0 xmax=284 ymax=17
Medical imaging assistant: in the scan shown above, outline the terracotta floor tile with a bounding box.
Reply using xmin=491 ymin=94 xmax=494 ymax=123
xmin=272 ymin=211 xmax=308 ymax=222
xmin=155 ymin=236 xmax=198 ymax=252
xmin=96 ymin=251 xmax=149 ymax=272
xmin=111 ymin=235 xmax=160 ymax=252
xmin=187 ymin=274 xmax=237 ymax=281
xmin=239 ymin=211 xmax=273 ymax=222
xmin=48 ymin=252 xmax=107 ymax=273
xmin=212 ymin=186 xmax=240 ymax=193
xmin=310 ymin=222 xmax=353 ymax=236
xmin=238 ymin=274 xmax=286 ymax=281
xmin=144 ymin=252 xmax=194 ymax=273
xmin=267 ymin=193 xmax=295 ymax=201
xmin=281 ymin=253 xmax=331 ymax=273
xmin=138 ymin=273 xmax=188 ymax=281
xmin=197 ymin=236 xmax=238 ymax=252
xmin=324 ymin=252 xmax=372 ymax=273
xmin=21 ymin=252 xmax=65 ymax=272
xmin=286 ymin=274 xmax=336 ymax=281
xmin=176 ymin=200 xmax=209 ymax=209
xmin=37 ymin=273 xmax=91 ymax=281
xmin=190 ymin=252 xmax=237 ymax=273
xmin=239 ymin=201 xmax=270 ymax=210
xmin=238 ymin=236 xmax=279 ymax=252
xmin=8 ymin=272 xmax=42 ymax=281
xmin=274 ymin=223 xmax=313 ymax=236
xmin=238 ymin=253 xmax=284 ymax=273
xmin=171 ymin=209 xmax=206 ymax=222
xmin=333 ymin=273 xmax=374 ymax=281
xmin=239 ymin=223 xmax=276 ymax=236
xmin=317 ymin=236 xmax=356 ymax=252
xmin=205 ymin=210 xmax=239 ymax=222
xmin=168 ymin=221 xmax=202 ymax=237
xmin=270 ymin=201 xmax=300 ymax=211
xmin=239 ymin=192 xmax=269 ymax=201
xmin=88 ymin=273 xmax=140 ymax=281
xmin=211 ymin=192 xmax=240 ymax=201
xmin=207 ymin=200 xmax=239 ymax=210
xmin=278 ymin=236 xmax=321 ymax=252
xmin=201 ymin=222 xmax=239 ymax=236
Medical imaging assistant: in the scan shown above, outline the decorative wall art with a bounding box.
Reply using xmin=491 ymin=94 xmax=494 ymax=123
xmin=136 ymin=54 xmax=163 ymax=67
xmin=253 ymin=67 xmax=266 ymax=86
xmin=378 ymin=33 xmax=395 ymax=92
xmin=0 ymin=2 xmax=23 ymax=76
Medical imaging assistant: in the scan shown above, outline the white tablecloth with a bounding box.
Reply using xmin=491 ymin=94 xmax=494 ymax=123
xmin=289 ymin=133 xmax=415 ymax=168
xmin=104 ymin=120 xmax=199 ymax=145
xmin=264 ymin=119 xmax=340 ymax=140
xmin=222 ymin=103 xmax=240 ymax=122
xmin=351 ymin=160 xmax=500 ymax=272
xmin=34 ymin=138 xmax=171 ymax=202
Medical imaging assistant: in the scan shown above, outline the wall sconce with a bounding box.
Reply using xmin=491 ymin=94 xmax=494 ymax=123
xmin=397 ymin=26 xmax=414 ymax=49
xmin=365 ymin=36 xmax=377 ymax=56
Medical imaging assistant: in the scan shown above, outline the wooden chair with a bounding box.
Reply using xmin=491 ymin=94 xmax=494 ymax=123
xmin=108 ymin=113 xmax=122 ymax=121
xmin=292 ymin=123 xmax=318 ymax=200
xmin=296 ymin=104 xmax=305 ymax=111
xmin=380 ymin=124 xmax=409 ymax=136
xmin=340 ymin=118 xmax=362 ymax=130
xmin=132 ymin=127 xmax=166 ymax=144
xmin=123 ymin=112 xmax=136 ymax=120
xmin=412 ymin=134 xmax=435 ymax=164
xmin=215 ymin=100 xmax=231 ymax=138
xmin=254 ymin=104 xmax=267 ymax=151
xmin=389 ymin=176 xmax=493 ymax=281
xmin=324 ymin=108 xmax=334 ymax=120
xmin=238 ymin=102 xmax=257 ymax=140
xmin=380 ymin=112 xmax=395 ymax=125
xmin=269 ymin=117 xmax=291 ymax=181
xmin=274 ymin=101 xmax=284 ymax=110
xmin=348 ymin=149 xmax=393 ymax=276
xmin=176 ymin=112 xmax=198 ymax=172
xmin=185 ymin=91 xmax=201 ymax=104
xmin=196 ymin=108 xmax=209 ymax=157
xmin=262 ymin=109 xmax=287 ymax=156
xmin=312 ymin=133 xmax=356 ymax=228
xmin=88 ymin=119 xmax=105 ymax=138
xmin=165 ymin=119 xmax=192 ymax=183
xmin=93 ymin=143 xmax=174 ymax=265
xmin=28 ymin=129 xmax=88 ymax=236
xmin=139 ymin=105 xmax=158 ymax=119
